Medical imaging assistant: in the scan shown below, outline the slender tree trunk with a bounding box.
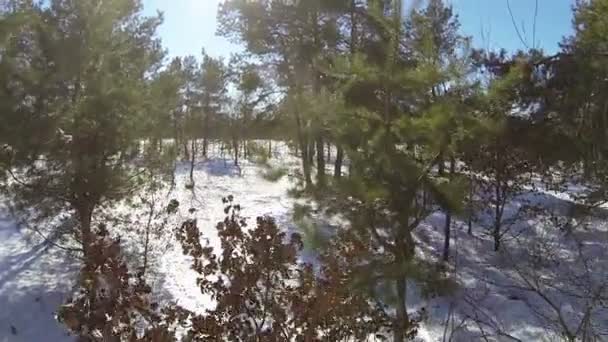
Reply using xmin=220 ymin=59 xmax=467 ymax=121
xmin=233 ymin=138 xmax=239 ymax=166
xmin=203 ymin=100 xmax=210 ymax=158
xmin=295 ymin=130 xmax=311 ymax=187
xmin=183 ymin=140 xmax=190 ymax=161
xmin=394 ymin=276 xmax=409 ymax=342
xmin=493 ymin=155 xmax=503 ymax=251
xmin=78 ymin=206 xmax=93 ymax=260
xmin=326 ymin=142 xmax=331 ymax=163
xmin=332 ymin=1 xmax=354 ymax=182
xmin=334 ymin=147 xmax=344 ymax=179
xmin=493 ymin=184 xmax=502 ymax=251
xmin=442 ymin=157 xmax=456 ymax=262
xmin=393 ymin=237 xmax=410 ymax=342
xmin=294 ymin=141 xmax=299 ymax=157
xmin=393 ymin=222 xmax=413 ymax=342
xmin=142 ymin=202 xmax=154 ymax=277
xmin=76 ymin=202 xmax=96 ymax=312
xmin=189 ymin=139 xmax=196 ymax=185
xmin=202 ymin=134 xmax=208 ymax=159
xmin=268 ymin=140 xmax=272 ymax=159
xmin=287 ymin=65 xmax=311 ymax=187
xmin=316 ymin=136 xmax=325 ymax=186
xmin=302 ymin=148 xmax=311 ymax=185
xmin=308 ymin=140 xmax=315 ymax=170
xmin=493 ymin=215 xmax=501 ymax=251
xmin=437 ymin=152 xmax=445 ymax=175
xmin=468 ymin=178 xmax=474 ymax=235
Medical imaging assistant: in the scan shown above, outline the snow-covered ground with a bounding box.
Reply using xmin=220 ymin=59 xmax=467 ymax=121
xmin=0 ymin=208 xmax=78 ymax=342
xmin=0 ymin=141 xmax=607 ymax=341
xmin=0 ymin=142 xmax=301 ymax=342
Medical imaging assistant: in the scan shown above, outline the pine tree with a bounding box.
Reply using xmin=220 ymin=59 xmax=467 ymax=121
xmin=405 ymin=0 xmax=475 ymax=262
xmin=314 ymin=0 xmax=469 ymax=339
xmin=0 ymin=0 xmax=165 ymax=262
xmin=199 ymin=50 xmax=228 ymax=158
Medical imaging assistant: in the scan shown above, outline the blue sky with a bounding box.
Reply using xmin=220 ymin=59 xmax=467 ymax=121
xmin=143 ymin=0 xmax=575 ymax=60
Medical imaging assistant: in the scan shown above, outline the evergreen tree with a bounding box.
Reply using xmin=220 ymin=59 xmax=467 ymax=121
xmin=406 ymin=0 xmax=475 ymax=262
xmin=311 ymin=0 xmax=468 ymax=339
xmin=199 ymin=50 xmax=228 ymax=158
xmin=0 ymin=0 xmax=164 ymax=261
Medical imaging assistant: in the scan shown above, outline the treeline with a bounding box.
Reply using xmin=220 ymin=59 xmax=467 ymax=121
xmin=1 ymin=0 xmax=608 ymax=340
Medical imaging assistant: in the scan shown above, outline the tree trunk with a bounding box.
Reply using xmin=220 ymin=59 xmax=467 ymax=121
xmin=233 ymin=138 xmax=239 ymax=166
xmin=493 ymin=191 xmax=501 ymax=251
xmin=142 ymin=202 xmax=154 ymax=277
xmin=308 ymin=140 xmax=315 ymax=171
xmin=76 ymin=202 xmax=96 ymax=315
xmin=303 ymin=153 xmax=312 ymax=185
xmin=493 ymin=219 xmax=501 ymax=252
xmin=189 ymin=139 xmax=196 ymax=185
xmin=316 ymin=136 xmax=325 ymax=186
xmin=494 ymin=180 xmax=502 ymax=251
xmin=442 ymin=211 xmax=452 ymax=262
xmin=442 ymin=157 xmax=456 ymax=262
xmin=202 ymin=136 xmax=208 ymax=159
xmin=394 ymin=271 xmax=409 ymax=342
xmin=326 ymin=142 xmax=331 ymax=163
xmin=294 ymin=105 xmax=311 ymax=187
xmin=334 ymin=146 xmax=344 ymax=179
xmin=393 ymin=227 xmax=413 ymax=342
xmin=183 ymin=140 xmax=190 ymax=161
xmin=268 ymin=140 xmax=272 ymax=159
xmin=437 ymin=153 xmax=445 ymax=175
xmin=394 ymin=249 xmax=408 ymax=340
xmin=468 ymin=183 xmax=473 ymax=236
xmin=203 ymin=107 xmax=210 ymax=158
xmin=77 ymin=206 xmax=93 ymax=260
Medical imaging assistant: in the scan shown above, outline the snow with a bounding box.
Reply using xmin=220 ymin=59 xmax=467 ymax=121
xmin=157 ymin=154 xmax=299 ymax=314
xmin=0 ymin=209 xmax=78 ymax=342
xmin=0 ymin=141 xmax=607 ymax=341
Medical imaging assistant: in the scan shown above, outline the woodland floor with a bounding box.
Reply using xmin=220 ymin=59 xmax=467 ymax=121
xmin=0 ymin=141 xmax=606 ymax=341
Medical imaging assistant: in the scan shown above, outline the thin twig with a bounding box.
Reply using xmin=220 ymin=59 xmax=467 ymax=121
xmin=532 ymin=0 xmax=538 ymax=50
xmin=506 ymin=0 xmax=530 ymax=50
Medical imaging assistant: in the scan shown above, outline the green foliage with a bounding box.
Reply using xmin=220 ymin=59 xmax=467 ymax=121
xmin=261 ymin=165 xmax=289 ymax=182
xmin=0 ymin=0 xmax=167 ymax=254
xmin=247 ymin=141 xmax=271 ymax=165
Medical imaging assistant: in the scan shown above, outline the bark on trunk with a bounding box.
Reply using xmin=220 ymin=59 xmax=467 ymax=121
xmin=494 ymin=177 xmax=502 ymax=251
xmin=189 ymin=139 xmax=196 ymax=185
xmin=268 ymin=140 xmax=272 ymax=159
xmin=142 ymin=203 xmax=154 ymax=277
xmin=316 ymin=136 xmax=325 ymax=186
xmin=76 ymin=202 xmax=96 ymax=317
xmin=308 ymin=140 xmax=315 ymax=171
xmin=203 ymin=110 xmax=210 ymax=158
xmin=394 ymin=271 xmax=409 ymax=342
xmin=334 ymin=146 xmax=344 ymax=179
xmin=202 ymin=136 xmax=208 ymax=158
xmin=233 ymin=138 xmax=239 ymax=166
xmin=493 ymin=219 xmax=501 ymax=252
xmin=468 ymin=177 xmax=474 ymax=235
xmin=393 ymin=227 xmax=413 ymax=342
xmin=442 ymin=210 xmax=452 ymax=262
xmin=78 ymin=206 xmax=93 ymax=260
xmin=442 ymin=157 xmax=456 ymax=262
xmin=183 ymin=140 xmax=190 ymax=161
